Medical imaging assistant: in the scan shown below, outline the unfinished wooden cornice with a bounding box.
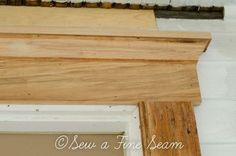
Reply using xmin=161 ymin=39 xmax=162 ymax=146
xmin=0 ymin=31 xmax=211 ymax=105
xmin=0 ymin=7 xmax=211 ymax=105
xmin=0 ymin=6 xmax=211 ymax=156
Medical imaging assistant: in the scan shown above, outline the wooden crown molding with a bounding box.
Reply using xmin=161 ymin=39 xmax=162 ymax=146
xmin=0 ymin=6 xmax=211 ymax=105
xmin=0 ymin=6 xmax=211 ymax=156
xmin=0 ymin=31 xmax=211 ymax=105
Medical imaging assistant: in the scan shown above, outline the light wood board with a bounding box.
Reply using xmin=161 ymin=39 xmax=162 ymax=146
xmin=0 ymin=6 xmax=157 ymax=34
xmin=0 ymin=59 xmax=201 ymax=104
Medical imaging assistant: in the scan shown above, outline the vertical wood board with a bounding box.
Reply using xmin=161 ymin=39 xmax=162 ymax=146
xmin=139 ymin=101 xmax=201 ymax=156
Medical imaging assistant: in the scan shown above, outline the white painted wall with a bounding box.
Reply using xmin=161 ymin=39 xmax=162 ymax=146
xmin=157 ymin=5 xmax=236 ymax=156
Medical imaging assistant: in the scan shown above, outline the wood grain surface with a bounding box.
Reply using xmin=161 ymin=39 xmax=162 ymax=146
xmin=0 ymin=58 xmax=201 ymax=104
xmin=0 ymin=6 xmax=157 ymax=33
xmin=0 ymin=59 xmax=201 ymax=104
xmin=139 ymin=101 xmax=201 ymax=156
xmin=0 ymin=32 xmax=210 ymax=105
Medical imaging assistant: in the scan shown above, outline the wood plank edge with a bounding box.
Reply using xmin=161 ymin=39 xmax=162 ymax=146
xmin=0 ymin=30 xmax=211 ymax=42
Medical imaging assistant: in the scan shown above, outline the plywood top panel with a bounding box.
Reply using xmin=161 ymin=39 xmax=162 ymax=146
xmin=0 ymin=6 xmax=157 ymax=33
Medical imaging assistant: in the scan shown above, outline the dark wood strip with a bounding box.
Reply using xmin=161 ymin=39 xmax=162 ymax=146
xmin=155 ymin=6 xmax=224 ymax=19
xmin=25 ymin=0 xmax=41 ymax=6
xmin=7 ymin=0 xmax=22 ymax=5
xmin=0 ymin=0 xmax=7 ymax=5
xmin=0 ymin=2 xmax=225 ymax=20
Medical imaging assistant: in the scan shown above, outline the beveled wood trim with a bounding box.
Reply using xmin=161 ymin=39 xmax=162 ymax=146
xmin=0 ymin=32 xmax=210 ymax=61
